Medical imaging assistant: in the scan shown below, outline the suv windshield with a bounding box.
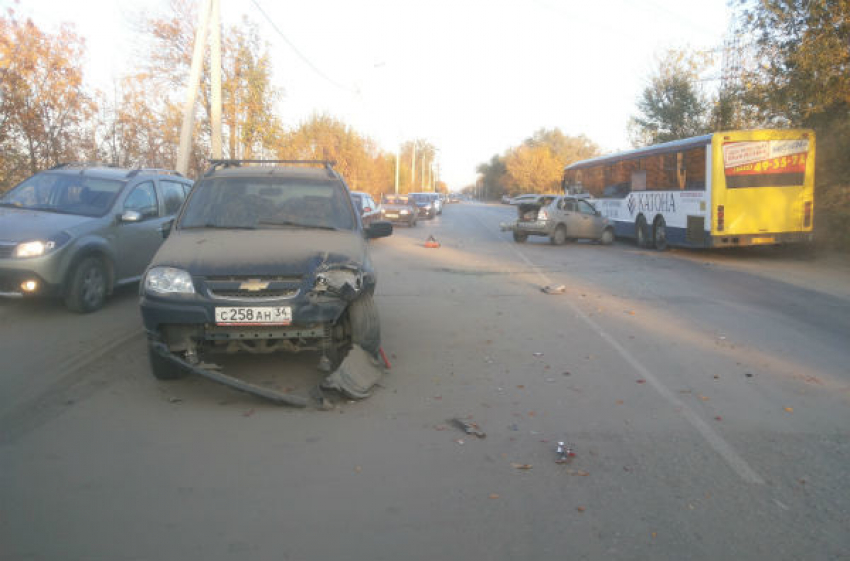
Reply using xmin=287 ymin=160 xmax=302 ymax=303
xmin=0 ymin=172 xmax=125 ymax=217
xmin=179 ymin=176 xmax=356 ymax=231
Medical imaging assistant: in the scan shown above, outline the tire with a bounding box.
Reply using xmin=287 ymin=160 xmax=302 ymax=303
xmin=653 ymin=217 xmax=668 ymax=251
xmin=513 ymin=231 xmax=528 ymax=243
xmin=348 ymin=293 xmax=381 ymax=355
xmin=64 ymin=256 xmax=108 ymax=313
xmin=636 ymin=216 xmax=651 ymax=249
xmin=147 ymin=341 xmax=186 ymax=380
xmin=551 ymin=224 xmax=567 ymax=245
xmin=600 ymin=227 xmax=614 ymax=245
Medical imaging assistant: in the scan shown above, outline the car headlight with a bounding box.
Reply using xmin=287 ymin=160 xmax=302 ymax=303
xmin=14 ymin=231 xmax=71 ymax=258
xmin=15 ymin=240 xmax=53 ymax=257
xmin=145 ymin=267 xmax=195 ymax=294
xmin=400 ymin=209 xmax=409 ymax=214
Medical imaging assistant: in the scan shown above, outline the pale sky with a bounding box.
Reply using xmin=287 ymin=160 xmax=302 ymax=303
xmin=7 ymin=0 xmax=730 ymax=189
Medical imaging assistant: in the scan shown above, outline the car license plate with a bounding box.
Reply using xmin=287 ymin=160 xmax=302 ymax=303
xmin=386 ymin=213 xmax=398 ymax=218
xmin=215 ymin=306 xmax=292 ymax=326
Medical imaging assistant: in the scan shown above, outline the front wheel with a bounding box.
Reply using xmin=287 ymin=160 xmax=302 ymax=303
xmin=348 ymin=293 xmax=381 ymax=355
xmin=653 ymin=217 xmax=668 ymax=251
xmin=600 ymin=228 xmax=614 ymax=245
xmin=513 ymin=231 xmax=528 ymax=243
xmin=64 ymin=257 xmax=108 ymax=313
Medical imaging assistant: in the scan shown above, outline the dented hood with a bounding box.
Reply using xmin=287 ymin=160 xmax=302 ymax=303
xmin=150 ymin=228 xmax=370 ymax=277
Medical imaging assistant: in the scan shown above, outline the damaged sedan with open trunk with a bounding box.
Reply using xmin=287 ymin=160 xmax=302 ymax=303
xmin=139 ymin=160 xmax=393 ymax=406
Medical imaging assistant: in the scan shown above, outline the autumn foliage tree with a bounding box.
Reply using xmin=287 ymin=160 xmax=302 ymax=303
xmin=0 ymin=10 xmax=94 ymax=190
xmin=478 ymin=129 xmax=599 ymax=199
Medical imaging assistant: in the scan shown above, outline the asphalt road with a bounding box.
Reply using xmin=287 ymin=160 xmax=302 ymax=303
xmin=1 ymin=202 xmax=848 ymax=560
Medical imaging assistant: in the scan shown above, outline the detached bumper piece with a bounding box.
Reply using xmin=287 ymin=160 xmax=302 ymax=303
xmin=149 ymin=341 xmax=309 ymax=407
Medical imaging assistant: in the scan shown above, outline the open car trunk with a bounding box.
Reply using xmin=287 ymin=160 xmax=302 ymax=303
xmin=517 ymin=202 xmax=543 ymax=222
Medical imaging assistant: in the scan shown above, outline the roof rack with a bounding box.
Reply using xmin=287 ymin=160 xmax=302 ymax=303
xmin=125 ymin=168 xmax=183 ymax=178
xmin=206 ymin=159 xmax=337 ymax=173
xmin=49 ymin=162 xmax=119 ymax=170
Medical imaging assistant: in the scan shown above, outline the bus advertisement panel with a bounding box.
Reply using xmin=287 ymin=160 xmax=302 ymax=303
xmin=563 ymin=130 xmax=815 ymax=250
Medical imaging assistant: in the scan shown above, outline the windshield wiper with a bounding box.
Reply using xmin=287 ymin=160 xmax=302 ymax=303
xmin=257 ymin=221 xmax=340 ymax=231
xmin=182 ymin=223 xmax=257 ymax=230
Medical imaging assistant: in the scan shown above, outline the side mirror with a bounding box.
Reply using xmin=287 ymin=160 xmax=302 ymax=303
xmin=366 ymin=221 xmax=393 ymax=239
xmin=121 ymin=210 xmax=142 ymax=223
xmin=160 ymin=220 xmax=174 ymax=239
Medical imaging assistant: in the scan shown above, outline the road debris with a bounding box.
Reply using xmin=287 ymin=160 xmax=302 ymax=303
xmin=489 ymin=494 xmax=500 ymax=499
xmin=533 ymin=352 xmax=544 ymax=357
xmin=511 ymin=463 xmax=533 ymax=470
xmin=167 ymin=397 xmax=183 ymax=404
xmin=378 ymin=347 xmax=392 ymax=369
xmin=321 ymin=345 xmax=385 ymax=399
xmin=423 ymin=235 xmax=441 ymax=248
xmin=451 ymin=418 xmax=486 ymax=438
xmin=785 ymin=407 xmax=794 ymax=413
xmin=745 ymin=373 xmax=754 ymax=378
xmin=555 ymin=442 xmax=576 ymax=464
xmin=568 ymin=470 xmax=590 ymax=476
xmin=636 ymin=379 xmax=646 ymax=384
xmin=577 ymin=506 xmax=586 ymax=513
xmin=508 ymin=424 xmax=519 ymax=431
xmin=541 ymin=284 xmax=566 ymax=295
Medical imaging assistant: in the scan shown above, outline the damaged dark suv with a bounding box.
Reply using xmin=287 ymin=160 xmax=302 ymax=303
xmin=139 ymin=160 xmax=393 ymax=405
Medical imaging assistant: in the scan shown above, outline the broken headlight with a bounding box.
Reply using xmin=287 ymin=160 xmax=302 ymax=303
xmin=313 ymin=267 xmax=363 ymax=296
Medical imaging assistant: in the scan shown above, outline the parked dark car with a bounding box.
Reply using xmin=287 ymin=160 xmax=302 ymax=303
xmin=409 ymin=192 xmax=437 ymax=219
xmin=0 ymin=163 xmax=192 ymax=312
xmin=350 ymin=191 xmax=381 ymax=227
xmin=139 ymin=160 xmax=393 ymax=393
xmin=380 ymin=194 xmax=418 ymax=227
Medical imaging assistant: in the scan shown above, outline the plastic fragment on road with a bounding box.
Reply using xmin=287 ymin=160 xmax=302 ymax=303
xmin=378 ymin=347 xmax=392 ymax=369
xmin=451 ymin=417 xmax=486 ymax=438
xmin=424 ymin=235 xmax=441 ymax=248
xmin=321 ymin=345 xmax=385 ymax=400
xmin=541 ymin=284 xmax=566 ymax=295
xmin=555 ymin=442 xmax=576 ymax=464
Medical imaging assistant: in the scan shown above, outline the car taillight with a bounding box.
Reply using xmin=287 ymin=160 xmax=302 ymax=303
xmin=804 ymin=201 xmax=812 ymax=228
xmin=717 ymin=205 xmax=724 ymax=231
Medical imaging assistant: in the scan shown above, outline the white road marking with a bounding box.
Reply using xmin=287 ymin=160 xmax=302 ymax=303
xmin=473 ymin=209 xmax=765 ymax=485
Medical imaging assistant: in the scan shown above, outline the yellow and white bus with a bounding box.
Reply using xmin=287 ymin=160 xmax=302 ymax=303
xmin=562 ymin=129 xmax=816 ymax=249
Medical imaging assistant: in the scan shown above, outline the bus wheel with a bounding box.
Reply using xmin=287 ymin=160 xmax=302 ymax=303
xmin=636 ymin=216 xmax=651 ymax=248
xmin=551 ymin=225 xmax=567 ymax=245
xmin=653 ymin=217 xmax=668 ymax=251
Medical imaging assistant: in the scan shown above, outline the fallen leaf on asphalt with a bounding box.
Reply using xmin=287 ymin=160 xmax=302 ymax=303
xmin=616 ymin=400 xmax=624 ymax=405
xmin=511 ymin=463 xmax=533 ymax=470
xmin=652 ymin=532 xmax=657 ymax=539
xmin=715 ymin=416 xmax=722 ymax=421
xmin=636 ymin=379 xmax=646 ymax=384
xmin=699 ymin=395 xmax=710 ymax=401
xmin=577 ymin=506 xmax=586 ymax=513
xmin=517 ymin=385 xmax=525 ymax=389
xmin=489 ymin=494 xmax=500 ymax=499
xmin=354 ymin=466 xmax=362 ymax=473
xmin=568 ymin=470 xmax=590 ymax=476
xmin=785 ymin=407 xmax=794 ymax=413
xmin=242 ymin=409 xmax=255 ymax=417
xmin=434 ymin=424 xmax=449 ymax=431
xmin=528 ymin=411 xmax=536 ymax=417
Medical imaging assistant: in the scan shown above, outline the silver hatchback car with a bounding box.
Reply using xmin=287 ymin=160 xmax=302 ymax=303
xmin=0 ymin=164 xmax=192 ymax=312
xmin=501 ymin=194 xmax=615 ymax=245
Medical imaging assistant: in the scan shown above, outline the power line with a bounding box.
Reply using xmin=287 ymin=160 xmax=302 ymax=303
xmin=248 ymin=0 xmax=357 ymax=94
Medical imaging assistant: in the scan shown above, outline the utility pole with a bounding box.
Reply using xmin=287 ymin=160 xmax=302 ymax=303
xmin=176 ymin=0 xmax=212 ymax=175
xmin=210 ymin=0 xmax=222 ymax=159
xmin=394 ymin=148 xmax=399 ymax=194
xmin=411 ymin=141 xmax=416 ymax=192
